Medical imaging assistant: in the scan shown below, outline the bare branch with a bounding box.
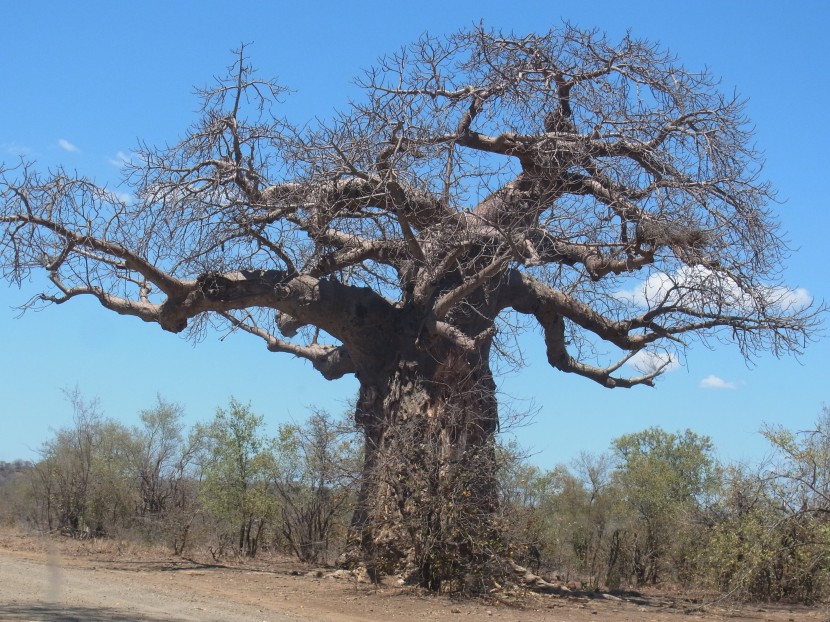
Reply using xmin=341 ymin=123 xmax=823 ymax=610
xmin=221 ymin=312 xmax=355 ymax=380
xmin=1 ymin=23 xmax=818 ymax=391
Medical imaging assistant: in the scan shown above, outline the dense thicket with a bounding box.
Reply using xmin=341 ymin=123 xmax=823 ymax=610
xmin=6 ymin=394 xmax=359 ymax=564
xmin=3 ymin=396 xmax=829 ymax=603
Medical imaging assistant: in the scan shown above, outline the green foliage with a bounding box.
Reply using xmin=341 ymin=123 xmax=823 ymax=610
xmin=699 ymin=408 xmax=830 ymax=602
xmin=195 ymin=398 xmax=276 ymax=557
xmin=133 ymin=397 xmax=186 ymax=516
xmin=762 ymin=407 xmax=830 ymax=515
xmin=84 ymin=420 xmax=139 ymax=531
xmin=0 ymin=460 xmax=33 ymax=526
xmin=612 ymin=427 xmax=721 ymax=585
xmin=30 ymin=390 xmax=137 ymax=535
xmin=498 ymin=429 xmax=722 ymax=591
xmin=613 ymin=427 xmax=720 ymax=510
xmin=8 ymin=393 xmax=830 ymax=604
xmin=129 ymin=397 xmax=199 ymax=553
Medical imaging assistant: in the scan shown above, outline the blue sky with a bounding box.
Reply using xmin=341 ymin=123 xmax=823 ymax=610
xmin=1 ymin=1 xmax=828 ymax=469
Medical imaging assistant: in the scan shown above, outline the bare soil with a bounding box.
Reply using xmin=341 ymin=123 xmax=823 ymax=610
xmin=0 ymin=529 xmax=825 ymax=622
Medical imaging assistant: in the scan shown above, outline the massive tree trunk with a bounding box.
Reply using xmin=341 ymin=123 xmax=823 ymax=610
xmin=344 ymin=343 xmax=503 ymax=591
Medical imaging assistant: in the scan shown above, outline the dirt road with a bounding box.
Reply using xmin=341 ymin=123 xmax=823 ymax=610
xmin=0 ymin=531 xmax=825 ymax=622
xmin=0 ymin=550 xmax=304 ymax=621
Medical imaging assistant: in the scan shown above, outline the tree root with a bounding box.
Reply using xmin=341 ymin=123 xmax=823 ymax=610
xmin=506 ymin=561 xmax=622 ymax=600
xmin=329 ymin=554 xmax=625 ymax=599
xmin=507 ymin=560 xmax=571 ymax=594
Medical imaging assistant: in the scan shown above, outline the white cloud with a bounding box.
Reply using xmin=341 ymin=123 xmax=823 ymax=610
xmin=57 ymin=138 xmax=79 ymax=153
xmin=627 ymin=349 xmax=681 ymax=374
xmin=113 ymin=191 xmax=134 ymax=205
xmin=108 ymin=151 xmax=132 ymax=167
xmin=761 ymin=286 xmax=813 ymax=311
xmin=699 ymin=375 xmax=738 ymax=390
xmin=615 ymin=266 xmax=812 ymax=315
xmin=1 ymin=142 xmax=33 ymax=157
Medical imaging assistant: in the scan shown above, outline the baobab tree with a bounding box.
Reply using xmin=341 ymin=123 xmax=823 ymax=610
xmin=0 ymin=25 xmax=819 ymax=588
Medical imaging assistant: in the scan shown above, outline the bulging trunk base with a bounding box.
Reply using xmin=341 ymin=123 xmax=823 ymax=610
xmin=342 ymin=357 xmax=508 ymax=592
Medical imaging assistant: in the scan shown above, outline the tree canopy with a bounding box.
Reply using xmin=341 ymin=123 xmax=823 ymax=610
xmin=1 ymin=25 xmax=817 ymax=388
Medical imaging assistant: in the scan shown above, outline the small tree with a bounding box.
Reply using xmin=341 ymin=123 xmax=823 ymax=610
xmin=0 ymin=460 xmax=33 ymax=527
xmin=762 ymin=407 xmax=830 ymax=517
xmin=31 ymin=390 xmax=136 ymax=536
xmin=566 ymin=451 xmax=625 ymax=589
xmin=497 ymin=441 xmax=550 ymax=572
xmin=272 ymin=409 xmax=359 ymax=564
xmin=85 ymin=419 xmax=137 ymax=535
xmin=132 ymin=397 xmax=186 ymax=517
xmin=697 ymin=464 xmax=782 ymax=600
xmin=129 ymin=397 xmax=199 ymax=553
xmin=195 ymin=398 xmax=275 ymax=557
xmin=612 ymin=427 xmax=721 ymax=585
xmin=33 ymin=390 xmax=103 ymax=534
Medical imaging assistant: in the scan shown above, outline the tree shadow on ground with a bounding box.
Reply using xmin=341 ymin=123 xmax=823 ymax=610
xmin=0 ymin=603 xmax=177 ymax=621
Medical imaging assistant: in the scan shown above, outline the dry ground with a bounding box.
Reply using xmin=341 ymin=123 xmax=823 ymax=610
xmin=0 ymin=529 xmax=826 ymax=622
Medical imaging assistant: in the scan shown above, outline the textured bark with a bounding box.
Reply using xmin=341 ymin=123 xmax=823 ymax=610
xmin=343 ymin=346 xmax=502 ymax=590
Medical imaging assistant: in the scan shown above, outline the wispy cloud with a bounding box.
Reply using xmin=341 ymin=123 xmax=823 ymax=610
xmin=699 ymin=375 xmax=739 ymax=390
xmin=615 ymin=266 xmax=813 ymax=315
xmin=763 ymin=286 xmax=812 ymax=310
xmin=627 ymin=350 xmax=681 ymax=374
xmin=112 ymin=191 xmax=134 ymax=205
xmin=108 ymin=151 xmax=132 ymax=167
xmin=57 ymin=138 xmax=79 ymax=153
xmin=1 ymin=142 xmax=33 ymax=157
